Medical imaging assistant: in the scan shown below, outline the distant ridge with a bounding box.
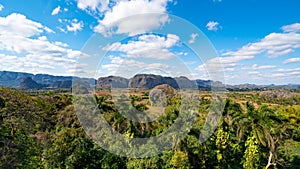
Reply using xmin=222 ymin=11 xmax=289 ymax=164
xmin=0 ymin=71 xmax=96 ymax=89
xmin=0 ymin=70 xmax=299 ymax=91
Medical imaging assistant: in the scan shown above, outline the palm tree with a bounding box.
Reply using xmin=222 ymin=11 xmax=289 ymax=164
xmin=216 ymin=99 xmax=244 ymax=168
xmin=233 ymin=102 xmax=279 ymax=169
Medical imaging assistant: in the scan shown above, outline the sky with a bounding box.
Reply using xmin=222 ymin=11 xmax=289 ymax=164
xmin=0 ymin=0 xmax=299 ymax=85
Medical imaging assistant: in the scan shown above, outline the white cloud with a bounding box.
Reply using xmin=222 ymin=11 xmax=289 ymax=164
xmin=66 ymin=19 xmax=84 ymax=33
xmin=103 ymin=34 xmax=180 ymax=59
xmin=188 ymin=33 xmax=198 ymax=44
xmin=283 ymin=57 xmax=300 ymax=64
xmin=98 ymin=0 xmax=170 ymax=26
xmin=248 ymin=71 xmax=261 ymax=75
xmin=56 ymin=26 xmax=67 ymax=33
xmin=223 ymin=26 xmax=300 ymax=58
xmin=57 ymin=18 xmax=84 ymax=34
xmin=272 ymin=68 xmax=300 ymax=78
xmin=242 ymin=64 xmax=276 ymax=70
xmin=0 ymin=13 xmax=54 ymax=37
xmin=211 ymin=55 xmax=254 ymax=70
xmin=77 ymin=0 xmax=110 ymax=13
xmin=184 ymin=61 xmax=196 ymax=65
xmin=206 ymin=21 xmax=220 ymax=31
xmin=196 ymin=22 xmax=300 ymax=84
xmin=101 ymin=56 xmax=171 ymax=78
xmin=195 ymin=55 xmax=254 ymax=79
xmin=275 ymin=67 xmax=300 ymax=73
xmin=271 ymin=73 xmax=285 ymax=77
xmin=92 ymin=0 xmax=172 ymax=36
xmin=0 ymin=4 xmax=4 ymax=11
xmin=51 ymin=6 xmax=61 ymax=15
xmin=0 ymin=13 xmax=89 ymax=75
xmin=195 ymin=57 xmax=226 ymax=81
xmin=281 ymin=23 xmax=300 ymax=33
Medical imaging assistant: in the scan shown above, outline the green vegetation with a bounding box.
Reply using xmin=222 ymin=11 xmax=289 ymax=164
xmin=0 ymin=87 xmax=299 ymax=168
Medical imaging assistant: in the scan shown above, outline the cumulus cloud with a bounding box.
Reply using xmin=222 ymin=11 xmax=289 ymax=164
xmin=57 ymin=18 xmax=84 ymax=33
xmin=0 ymin=13 xmax=54 ymax=37
xmin=51 ymin=6 xmax=61 ymax=15
xmin=206 ymin=21 xmax=220 ymax=31
xmin=195 ymin=23 xmax=300 ymax=84
xmin=188 ymin=33 xmax=198 ymax=44
xmin=283 ymin=57 xmax=300 ymax=64
xmin=223 ymin=24 xmax=300 ymax=58
xmin=98 ymin=0 xmax=170 ymax=26
xmin=84 ymin=0 xmax=172 ymax=36
xmin=281 ymin=23 xmax=300 ymax=33
xmin=103 ymin=34 xmax=180 ymax=59
xmin=66 ymin=19 xmax=84 ymax=33
xmin=0 ymin=13 xmax=89 ymax=75
xmin=96 ymin=13 xmax=170 ymax=36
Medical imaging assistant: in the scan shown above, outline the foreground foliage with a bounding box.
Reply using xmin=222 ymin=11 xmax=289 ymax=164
xmin=0 ymin=88 xmax=299 ymax=168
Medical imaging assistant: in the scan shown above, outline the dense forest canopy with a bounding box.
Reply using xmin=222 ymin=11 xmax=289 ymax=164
xmin=0 ymin=87 xmax=299 ymax=168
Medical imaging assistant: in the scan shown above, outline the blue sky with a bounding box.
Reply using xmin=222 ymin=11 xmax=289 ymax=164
xmin=0 ymin=0 xmax=299 ymax=85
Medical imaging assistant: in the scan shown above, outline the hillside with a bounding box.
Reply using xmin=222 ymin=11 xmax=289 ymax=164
xmin=19 ymin=77 xmax=44 ymax=90
xmin=0 ymin=70 xmax=299 ymax=91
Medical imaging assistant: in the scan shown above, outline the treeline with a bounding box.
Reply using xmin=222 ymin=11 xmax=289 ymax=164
xmin=0 ymin=88 xmax=299 ymax=168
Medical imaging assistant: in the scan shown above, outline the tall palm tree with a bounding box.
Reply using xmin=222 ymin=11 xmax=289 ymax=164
xmin=234 ymin=102 xmax=279 ymax=169
xmin=216 ymin=99 xmax=244 ymax=168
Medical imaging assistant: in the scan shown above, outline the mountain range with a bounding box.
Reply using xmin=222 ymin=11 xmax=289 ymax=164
xmin=0 ymin=71 xmax=299 ymax=91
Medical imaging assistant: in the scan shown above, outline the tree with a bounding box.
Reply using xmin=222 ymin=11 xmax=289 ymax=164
xmin=234 ymin=102 xmax=279 ymax=168
xmin=0 ymin=97 xmax=5 ymax=109
xmin=215 ymin=99 xmax=243 ymax=168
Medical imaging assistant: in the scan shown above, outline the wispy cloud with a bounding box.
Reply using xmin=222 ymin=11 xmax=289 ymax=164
xmin=101 ymin=56 xmax=171 ymax=78
xmin=242 ymin=64 xmax=276 ymax=70
xmin=51 ymin=6 xmax=61 ymax=15
xmin=281 ymin=23 xmax=300 ymax=33
xmin=188 ymin=33 xmax=198 ymax=44
xmin=272 ymin=68 xmax=300 ymax=77
xmin=0 ymin=4 xmax=4 ymax=11
xmin=77 ymin=0 xmax=110 ymax=13
xmin=283 ymin=57 xmax=300 ymax=64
